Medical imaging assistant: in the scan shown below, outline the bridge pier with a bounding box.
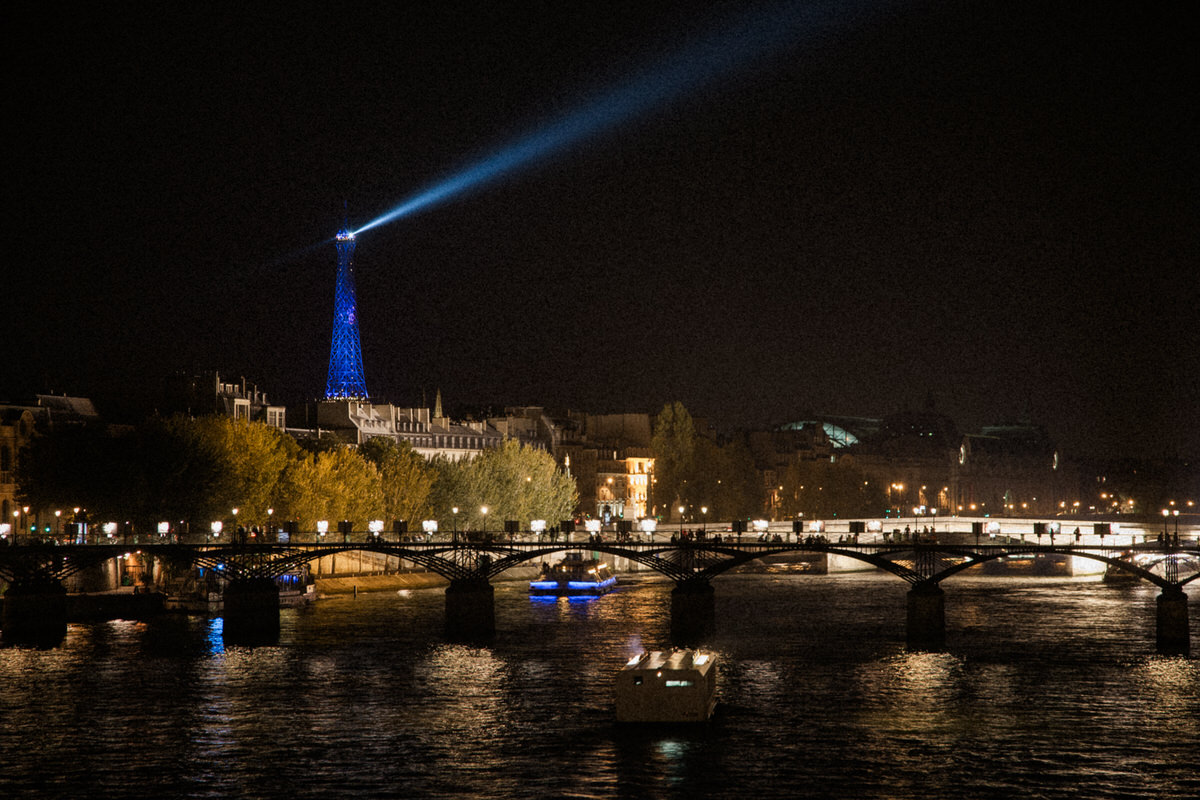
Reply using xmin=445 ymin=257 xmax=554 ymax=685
xmin=445 ymin=579 xmax=495 ymax=640
xmin=2 ymin=578 xmax=68 ymax=646
xmin=222 ymin=578 xmax=280 ymax=646
xmin=670 ymin=580 xmax=715 ymax=645
xmin=1155 ymin=587 xmax=1189 ymax=656
xmin=906 ymin=583 xmax=945 ymax=650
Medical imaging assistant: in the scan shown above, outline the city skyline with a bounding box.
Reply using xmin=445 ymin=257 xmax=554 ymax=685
xmin=9 ymin=2 xmax=1197 ymax=460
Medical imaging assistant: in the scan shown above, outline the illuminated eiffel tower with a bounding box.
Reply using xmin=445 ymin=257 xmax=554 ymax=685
xmin=324 ymin=227 xmax=368 ymax=399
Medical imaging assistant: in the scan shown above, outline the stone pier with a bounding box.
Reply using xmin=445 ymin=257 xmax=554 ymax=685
xmin=222 ymin=577 xmax=280 ymax=646
xmin=445 ymin=579 xmax=495 ymax=640
xmin=1155 ymin=587 xmax=1190 ymax=655
xmin=670 ymin=580 xmax=715 ymax=644
xmin=2 ymin=579 xmax=68 ymax=646
xmin=906 ymin=583 xmax=946 ymax=649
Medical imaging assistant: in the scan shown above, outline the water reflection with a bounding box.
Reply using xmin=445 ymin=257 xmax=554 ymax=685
xmin=205 ymin=615 xmax=223 ymax=654
xmin=417 ymin=644 xmax=512 ymax=737
xmin=1136 ymin=655 xmax=1200 ymax=724
xmin=849 ymin=650 xmax=969 ymax=748
xmin=887 ymin=650 xmax=966 ymax=696
xmin=1 ymin=574 xmax=1196 ymax=799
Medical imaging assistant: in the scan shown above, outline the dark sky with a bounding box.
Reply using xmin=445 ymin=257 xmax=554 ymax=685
xmin=9 ymin=1 xmax=1198 ymax=459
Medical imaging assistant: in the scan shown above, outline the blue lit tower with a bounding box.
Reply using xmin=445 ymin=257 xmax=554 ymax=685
xmin=324 ymin=228 xmax=369 ymax=399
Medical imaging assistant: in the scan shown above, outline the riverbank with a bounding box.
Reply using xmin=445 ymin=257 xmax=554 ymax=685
xmin=314 ymin=564 xmax=541 ymax=596
xmin=0 ymin=566 xmax=543 ymax=623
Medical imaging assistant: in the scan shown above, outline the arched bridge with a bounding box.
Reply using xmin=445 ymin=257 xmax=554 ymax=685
xmin=1 ymin=537 xmax=1196 ymax=652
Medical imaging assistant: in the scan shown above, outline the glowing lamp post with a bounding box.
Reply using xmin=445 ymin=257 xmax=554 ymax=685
xmin=481 ymin=506 xmax=488 ymax=537
xmin=701 ymin=506 xmax=708 ymax=536
xmin=452 ymin=507 xmax=459 ymax=542
xmin=678 ymin=505 xmax=685 ymax=533
xmin=639 ymin=517 xmax=657 ymax=541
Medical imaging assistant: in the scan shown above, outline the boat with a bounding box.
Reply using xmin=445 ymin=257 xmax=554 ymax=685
xmin=1102 ymin=550 xmax=1144 ymax=584
xmin=615 ymin=649 xmax=718 ymax=723
xmin=529 ymin=552 xmax=617 ymax=597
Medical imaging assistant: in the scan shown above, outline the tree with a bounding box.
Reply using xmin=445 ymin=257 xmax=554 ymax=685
xmin=275 ymin=446 xmax=384 ymax=531
xmin=691 ymin=436 xmax=762 ymax=521
xmin=430 ymin=441 xmax=575 ymax=532
xmin=779 ymin=458 xmax=886 ymax=519
xmin=195 ymin=416 xmax=296 ymax=527
xmin=650 ymin=402 xmax=695 ymax=521
xmin=16 ymin=425 xmax=141 ymax=527
xmin=359 ymin=437 xmax=435 ymax=524
xmin=134 ymin=415 xmax=227 ymax=528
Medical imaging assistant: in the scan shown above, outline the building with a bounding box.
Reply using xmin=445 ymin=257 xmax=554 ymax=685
xmin=290 ymin=398 xmax=504 ymax=460
xmin=956 ymin=421 xmax=1066 ymax=515
xmin=1 ymin=394 xmax=104 ymax=536
xmin=778 ymin=404 xmax=1072 ymax=518
xmin=0 ymin=406 xmax=38 ymax=528
xmin=747 ymin=424 xmax=836 ymax=517
xmin=555 ymin=412 xmax=654 ymax=521
xmin=161 ymin=371 xmax=286 ymax=429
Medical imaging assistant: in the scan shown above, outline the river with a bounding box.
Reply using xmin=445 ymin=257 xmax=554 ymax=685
xmin=1 ymin=572 xmax=1197 ymax=799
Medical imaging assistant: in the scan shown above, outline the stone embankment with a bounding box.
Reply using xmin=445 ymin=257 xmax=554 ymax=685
xmin=314 ymin=565 xmax=542 ymax=596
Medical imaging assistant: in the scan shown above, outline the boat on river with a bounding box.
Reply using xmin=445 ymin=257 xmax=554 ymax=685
xmin=615 ymin=649 xmax=718 ymax=723
xmin=529 ymin=552 xmax=616 ymax=597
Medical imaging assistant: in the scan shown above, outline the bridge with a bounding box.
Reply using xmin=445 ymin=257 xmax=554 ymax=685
xmin=1 ymin=534 xmax=1196 ymax=653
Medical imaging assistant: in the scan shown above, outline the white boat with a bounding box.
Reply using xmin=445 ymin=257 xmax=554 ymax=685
xmin=615 ymin=649 xmax=717 ymax=722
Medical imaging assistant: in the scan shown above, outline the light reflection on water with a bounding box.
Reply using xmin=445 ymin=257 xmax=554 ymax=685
xmin=0 ymin=573 xmax=1196 ymax=799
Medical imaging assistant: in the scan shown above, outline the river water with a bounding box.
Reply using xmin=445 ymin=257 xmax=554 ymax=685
xmin=1 ymin=572 xmax=1197 ymax=799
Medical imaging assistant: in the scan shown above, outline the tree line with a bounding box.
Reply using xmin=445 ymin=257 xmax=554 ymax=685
xmin=16 ymin=416 xmax=576 ymax=534
xmin=649 ymin=402 xmax=885 ymax=522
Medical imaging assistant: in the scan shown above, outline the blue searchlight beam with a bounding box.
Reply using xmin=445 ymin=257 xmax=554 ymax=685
xmin=353 ymin=1 xmax=876 ymax=236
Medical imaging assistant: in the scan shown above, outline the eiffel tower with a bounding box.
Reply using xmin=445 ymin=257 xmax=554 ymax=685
xmin=324 ymin=227 xmax=368 ymax=399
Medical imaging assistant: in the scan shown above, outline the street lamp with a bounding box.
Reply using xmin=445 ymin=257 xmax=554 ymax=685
xmin=678 ymin=505 xmax=686 ymax=535
xmin=481 ymin=506 xmax=488 ymax=537
xmin=701 ymin=506 xmax=708 ymax=536
xmin=452 ymin=507 xmax=459 ymax=541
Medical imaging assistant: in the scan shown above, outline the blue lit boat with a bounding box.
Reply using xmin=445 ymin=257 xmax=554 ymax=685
xmin=529 ymin=552 xmax=616 ymax=597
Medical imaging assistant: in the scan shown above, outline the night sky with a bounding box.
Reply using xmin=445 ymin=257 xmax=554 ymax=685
xmin=10 ymin=1 xmax=1198 ymax=459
